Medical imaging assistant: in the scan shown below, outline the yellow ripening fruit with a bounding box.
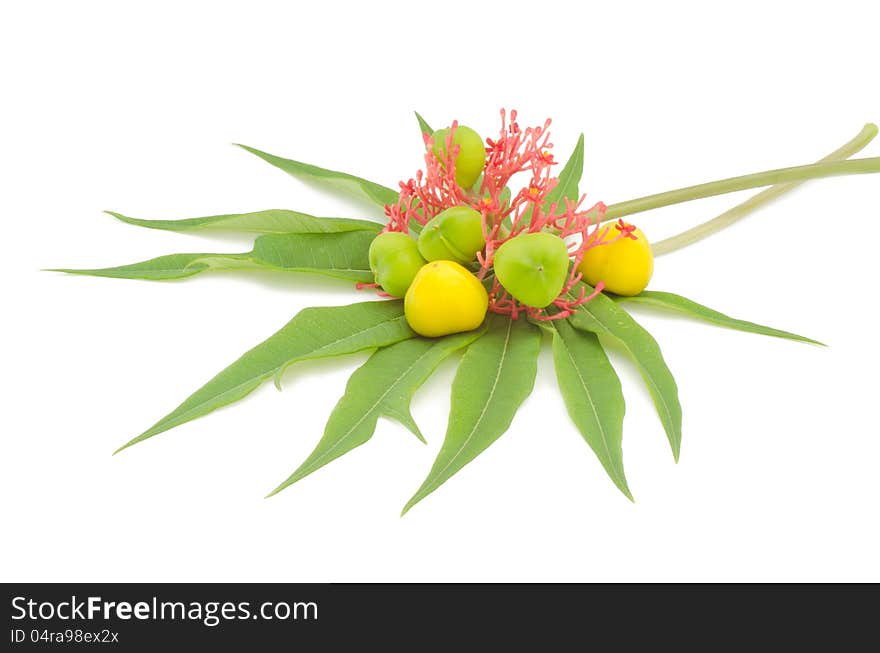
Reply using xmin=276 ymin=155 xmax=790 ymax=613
xmin=404 ymin=261 xmax=488 ymax=337
xmin=578 ymin=223 xmax=653 ymax=296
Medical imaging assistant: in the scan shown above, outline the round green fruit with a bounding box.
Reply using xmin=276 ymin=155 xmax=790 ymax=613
xmin=493 ymin=232 xmax=570 ymax=308
xmin=431 ymin=125 xmax=486 ymax=189
xmin=417 ymin=206 xmax=485 ymax=265
xmin=368 ymin=231 xmax=425 ymax=297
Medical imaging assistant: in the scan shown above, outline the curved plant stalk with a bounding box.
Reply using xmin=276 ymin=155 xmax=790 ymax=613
xmin=652 ymin=123 xmax=878 ymax=255
xmin=601 ymin=155 xmax=880 ymax=222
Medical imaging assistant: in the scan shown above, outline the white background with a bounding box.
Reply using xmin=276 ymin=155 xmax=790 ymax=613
xmin=2 ymin=1 xmax=878 ymax=582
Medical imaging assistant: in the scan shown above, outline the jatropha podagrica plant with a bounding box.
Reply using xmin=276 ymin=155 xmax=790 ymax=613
xmin=55 ymin=110 xmax=880 ymax=512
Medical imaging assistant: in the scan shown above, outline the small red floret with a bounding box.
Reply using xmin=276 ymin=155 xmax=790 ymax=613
xmin=366 ymin=109 xmax=616 ymax=317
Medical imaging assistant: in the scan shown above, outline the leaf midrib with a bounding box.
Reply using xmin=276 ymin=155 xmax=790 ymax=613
xmin=292 ymin=348 xmax=433 ymax=478
xmin=575 ymin=299 xmax=676 ymax=438
xmin=142 ymin=314 xmax=407 ymax=436
xmin=621 ymin=294 xmax=817 ymax=343
xmin=558 ymin=332 xmax=623 ymax=487
xmin=604 ymin=317 xmax=674 ymax=436
xmin=423 ymin=320 xmax=512 ymax=496
xmin=550 ymin=141 xmax=582 ymax=204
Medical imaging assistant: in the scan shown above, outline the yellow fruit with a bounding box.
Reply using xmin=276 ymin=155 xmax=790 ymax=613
xmin=578 ymin=224 xmax=653 ymax=296
xmin=404 ymin=261 xmax=488 ymax=337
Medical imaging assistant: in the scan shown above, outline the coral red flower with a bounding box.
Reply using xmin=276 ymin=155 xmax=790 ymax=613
xmin=381 ymin=109 xmax=614 ymax=320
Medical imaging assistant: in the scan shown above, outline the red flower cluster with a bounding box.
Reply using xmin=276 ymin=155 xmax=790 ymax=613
xmin=382 ymin=109 xmax=626 ymax=320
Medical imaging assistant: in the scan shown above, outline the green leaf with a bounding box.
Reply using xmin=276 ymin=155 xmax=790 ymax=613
xmin=114 ymin=300 xmax=414 ymax=453
xmin=107 ymin=209 xmax=382 ymax=234
xmin=415 ymin=111 xmax=433 ymax=138
xmin=523 ymin=133 xmax=584 ymax=223
xmin=547 ymin=318 xmax=632 ymax=500
xmin=48 ymin=253 xmax=262 ymax=280
xmin=52 ymin=231 xmax=378 ymax=283
xmin=402 ymin=315 xmax=541 ymax=514
xmin=248 ymin=231 xmax=376 ymax=282
xmin=544 ymin=133 xmax=585 ymax=210
xmin=568 ymin=285 xmax=683 ymax=461
xmin=236 ymin=143 xmax=399 ymax=210
xmin=268 ymin=327 xmax=486 ymax=497
xmin=614 ymin=290 xmax=824 ymax=346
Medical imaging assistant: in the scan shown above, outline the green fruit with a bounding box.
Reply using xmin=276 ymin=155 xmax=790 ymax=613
xmin=368 ymin=232 xmax=425 ymax=297
xmin=431 ymin=125 xmax=486 ymax=189
xmin=417 ymin=206 xmax=485 ymax=264
xmin=493 ymin=232 xmax=570 ymax=308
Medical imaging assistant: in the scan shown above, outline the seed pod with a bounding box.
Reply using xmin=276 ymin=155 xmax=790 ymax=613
xmin=368 ymin=231 xmax=425 ymax=297
xmin=493 ymin=232 xmax=570 ymax=308
xmin=404 ymin=261 xmax=488 ymax=337
xmin=431 ymin=125 xmax=487 ymax=189
xmin=578 ymin=224 xmax=653 ymax=296
xmin=417 ymin=206 xmax=485 ymax=265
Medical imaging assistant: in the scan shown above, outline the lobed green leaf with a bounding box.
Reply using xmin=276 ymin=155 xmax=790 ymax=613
xmin=53 ymin=231 xmax=378 ymax=283
xmin=547 ymin=318 xmax=632 ymax=500
xmin=402 ymin=315 xmax=541 ymax=514
xmin=115 ymin=300 xmax=414 ymax=453
xmin=614 ymin=290 xmax=823 ymax=346
xmin=568 ymin=285 xmax=683 ymax=461
xmin=107 ymin=209 xmax=381 ymax=234
xmin=268 ymin=327 xmax=486 ymax=497
xmin=236 ymin=144 xmax=399 ymax=210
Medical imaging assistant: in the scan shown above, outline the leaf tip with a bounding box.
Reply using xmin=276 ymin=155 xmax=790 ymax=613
xmin=233 ymin=143 xmax=259 ymax=155
xmin=266 ymin=476 xmax=296 ymax=498
xmin=411 ymin=429 xmax=426 ymax=445
xmin=264 ymin=486 xmax=282 ymax=499
xmin=111 ymin=442 xmax=132 ymax=456
xmin=396 ymin=413 xmax=426 ymax=444
xmin=267 ymin=470 xmax=301 ymax=498
xmin=400 ymin=492 xmax=423 ymax=516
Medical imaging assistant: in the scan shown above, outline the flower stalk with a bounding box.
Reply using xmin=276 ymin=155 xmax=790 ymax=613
xmin=652 ymin=123 xmax=878 ymax=255
xmin=601 ymin=154 xmax=880 ymax=222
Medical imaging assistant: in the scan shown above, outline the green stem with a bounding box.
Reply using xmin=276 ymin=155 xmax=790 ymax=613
xmin=602 ymin=153 xmax=880 ymax=222
xmin=652 ymin=123 xmax=878 ymax=256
